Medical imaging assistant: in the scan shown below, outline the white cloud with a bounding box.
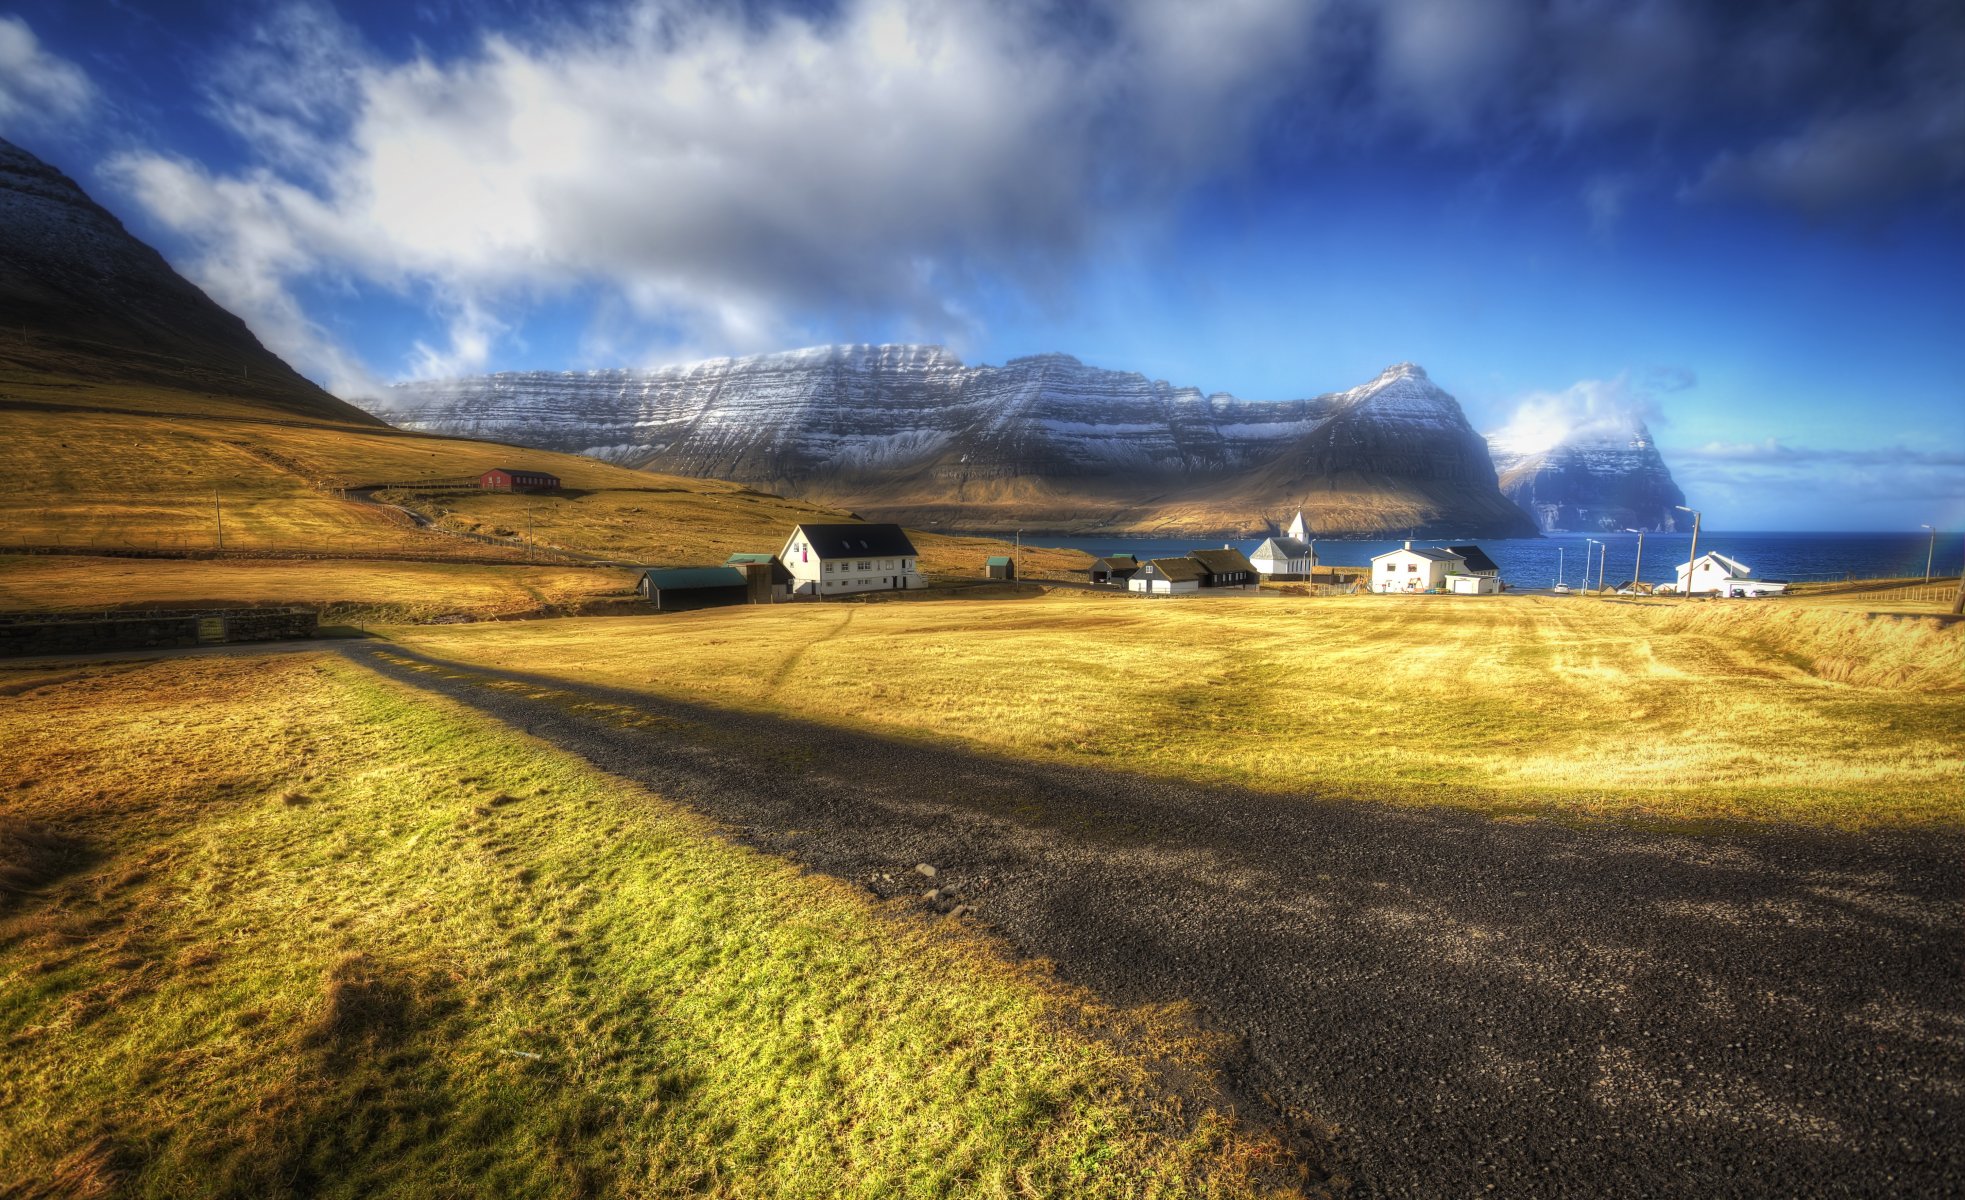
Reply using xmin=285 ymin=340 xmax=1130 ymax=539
xmin=1487 ymin=375 xmax=1667 ymax=458
xmin=0 ymin=16 xmax=95 ymax=132
xmin=106 ymin=0 xmax=1321 ymax=393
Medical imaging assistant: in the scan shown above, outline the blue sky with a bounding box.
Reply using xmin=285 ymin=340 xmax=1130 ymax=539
xmin=1 ymin=0 xmax=1961 ymax=529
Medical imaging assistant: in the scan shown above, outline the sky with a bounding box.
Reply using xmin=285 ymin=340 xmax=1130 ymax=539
xmin=1 ymin=0 xmax=1961 ymax=530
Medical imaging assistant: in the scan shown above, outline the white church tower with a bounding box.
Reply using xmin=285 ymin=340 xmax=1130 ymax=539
xmin=1286 ymin=509 xmax=1310 ymax=542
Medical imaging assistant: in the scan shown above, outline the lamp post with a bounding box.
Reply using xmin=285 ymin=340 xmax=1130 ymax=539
xmin=1674 ymin=505 xmax=1701 ymax=598
xmin=1624 ymin=528 xmax=1646 ymax=594
xmin=1584 ymin=538 xmax=1603 ymax=594
xmin=1922 ymin=524 xmax=1936 ymax=582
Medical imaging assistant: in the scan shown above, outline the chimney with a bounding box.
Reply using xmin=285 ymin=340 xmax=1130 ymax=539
xmin=1223 ymin=543 xmax=1231 ymax=550
xmin=1404 ymin=540 xmax=1412 ymax=550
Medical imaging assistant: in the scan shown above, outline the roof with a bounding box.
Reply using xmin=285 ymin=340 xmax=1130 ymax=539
xmin=484 ymin=467 xmax=556 ymax=476
xmin=1092 ymin=556 xmax=1141 ymax=571
xmin=640 ymin=566 xmax=748 ymax=590
xmin=1686 ymin=551 xmax=1752 ymax=577
xmin=1145 ymin=557 xmax=1206 ymax=582
xmin=1444 ymin=544 xmax=1499 ymax=573
xmin=1371 ymin=545 xmax=1464 ymax=563
xmin=985 ymin=555 xmax=1013 ymax=566
xmin=1252 ymin=536 xmax=1313 ymax=559
xmin=785 ymin=522 xmax=919 ymax=559
xmin=724 ymin=552 xmax=779 ymax=564
xmin=1189 ymin=548 xmax=1256 ymax=575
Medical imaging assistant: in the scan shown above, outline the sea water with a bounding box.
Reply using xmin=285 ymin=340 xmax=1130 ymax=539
xmin=996 ymin=530 xmax=1965 ymax=590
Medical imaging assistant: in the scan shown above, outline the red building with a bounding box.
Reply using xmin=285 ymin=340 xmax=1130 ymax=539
xmin=478 ymin=468 xmax=560 ymax=492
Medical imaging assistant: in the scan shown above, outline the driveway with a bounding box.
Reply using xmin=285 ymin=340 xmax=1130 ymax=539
xmin=345 ymin=642 xmax=1963 ymax=1198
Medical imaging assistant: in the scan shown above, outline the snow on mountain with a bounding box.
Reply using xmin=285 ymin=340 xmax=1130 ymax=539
xmin=362 ymin=346 xmax=1540 ymax=536
xmin=1487 ymin=409 xmax=1687 ymax=533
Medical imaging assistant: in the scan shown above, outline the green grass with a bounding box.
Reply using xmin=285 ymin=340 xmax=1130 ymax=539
xmin=383 ymin=591 xmax=1965 ymax=830
xmin=0 ymin=654 xmax=1294 ymax=1198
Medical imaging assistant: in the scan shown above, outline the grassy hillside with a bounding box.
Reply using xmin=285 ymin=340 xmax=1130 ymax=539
xmin=385 ymin=592 xmax=1965 ymax=830
xmin=0 ymin=555 xmax=643 ymax=623
xmin=0 ymin=651 xmax=1295 ymax=1197
xmin=0 ymin=347 xmax=1091 ymax=583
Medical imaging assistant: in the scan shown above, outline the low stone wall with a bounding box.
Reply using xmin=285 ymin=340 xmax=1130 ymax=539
xmin=0 ymin=608 xmax=318 ymax=658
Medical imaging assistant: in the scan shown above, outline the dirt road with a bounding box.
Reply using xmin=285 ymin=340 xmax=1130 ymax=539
xmin=347 ymin=642 xmax=1963 ymax=1197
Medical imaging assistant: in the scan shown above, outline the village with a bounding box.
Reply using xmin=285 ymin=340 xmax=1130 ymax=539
xmin=601 ymin=487 xmax=1794 ymax=612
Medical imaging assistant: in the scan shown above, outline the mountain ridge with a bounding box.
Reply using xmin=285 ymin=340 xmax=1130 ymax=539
xmin=366 ymin=348 xmax=1542 ymax=537
xmin=1487 ymin=414 xmax=1687 ymax=533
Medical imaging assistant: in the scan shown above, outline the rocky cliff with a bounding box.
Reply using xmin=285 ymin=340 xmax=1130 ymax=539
xmin=1487 ymin=417 xmax=1686 ymax=532
xmin=368 ymin=349 xmax=1539 ymax=537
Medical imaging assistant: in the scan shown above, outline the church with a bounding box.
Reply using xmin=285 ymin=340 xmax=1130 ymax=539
xmin=1250 ymin=510 xmax=1319 ymax=580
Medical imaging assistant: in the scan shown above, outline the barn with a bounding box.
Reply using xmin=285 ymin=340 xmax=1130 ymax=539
xmin=724 ymin=552 xmax=793 ymax=601
xmin=1188 ymin=547 xmax=1259 ymax=589
xmin=478 ymin=467 xmax=560 ymax=492
xmin=1089 ymin=554 xmax=1140 ymax=586
xmin=638 ymin=567 xmax=752 ymax=611
xmin=985 ymin=555 xmax=1016 ymax=580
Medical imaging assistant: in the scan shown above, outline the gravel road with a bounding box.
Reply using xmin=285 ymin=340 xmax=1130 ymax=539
xmin=348 ymin=642 xmax=1963 ymax=1198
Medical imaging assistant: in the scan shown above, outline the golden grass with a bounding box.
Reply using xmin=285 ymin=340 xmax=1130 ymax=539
xmin=0 ymin=555 xmax=640 ymax=622
xmin=386 ymin=591 xmax=1965 ymax=830
xmin=0 ymin=653 xmax=1296 ymax=1197
xmin=3 ymin=365 xmax=1091 ymax=580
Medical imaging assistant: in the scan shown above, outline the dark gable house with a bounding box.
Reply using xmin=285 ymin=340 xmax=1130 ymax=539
xmin=1187 ymin=548 xmax=1258 ymax=589
xmin=637 ymin=566 xmax=753 ymax=611
xmin=478 ymin=467 xmax=560 ymax=491
xmin=1088 ymin=554 xmax=1141 ymax=586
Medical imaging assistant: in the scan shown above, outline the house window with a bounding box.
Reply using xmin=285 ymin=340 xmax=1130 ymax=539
xmin=1384 ymin=562 xmax=1396 ymax=571
xmin=1408 ymin=564 xmax=1417 ymax=572
xmin=859 ymin=560 xmax=872 ymax=571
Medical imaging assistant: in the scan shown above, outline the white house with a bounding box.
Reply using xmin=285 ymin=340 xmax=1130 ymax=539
xmin=1370 ymin=542 xmax=1466 ymax=592
xmin=779 ymin=523 xmax=924 ymax=597
xmin=1251 ymin=535 xmax=1317 ymax=580
xmin=1128 ymin=557 xmax=1204 ymax=594
xmin=1673 ymin=551 xmax=1788 ymax=597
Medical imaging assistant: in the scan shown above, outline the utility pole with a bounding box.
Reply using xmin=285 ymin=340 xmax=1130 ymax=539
xmin=1597 ymin=540 xmax=1608 ymax=593
xmin=1675 ymin=505 xmax=1701 ymax=598
xmin=1014 ymin=528 xmax=1022 ymax=580
xmin=526 ymin=509 xmax=534 ymax=561
xmin=1585 ymin=538 xmax=1602 ymax=594
xmin=1921 ymin=524 xmax=1936 ymax=582
xmin=1624 ymin=528 xmax=1646 ymax=594
xmin=213 ymin=486 xmax=224 ymax=551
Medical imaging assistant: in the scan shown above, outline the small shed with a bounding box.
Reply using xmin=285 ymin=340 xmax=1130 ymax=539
xmin=479 ymin=467 xmax=560 ymax=492
xmin=638 ymin=567 xmax=751 ymax=612
xmin=725 ymin=553 xmax=793 ymax=601
xmin=1089 ymin=554 xmax=1140 ymax=586
xmin=985 ymin=555 xmax=1016 ymax=580
xmin=1446 ymin=573 xmax=1499 ymax=595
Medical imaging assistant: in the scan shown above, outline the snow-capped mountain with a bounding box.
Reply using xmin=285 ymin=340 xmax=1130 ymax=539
xmin=1487 ymin=415 xmax=1686 ymax=533
xmin=0 ymin=137 xmax=374 ymax=425
xmin=366 ymin=350 xmax=1539 ymax=537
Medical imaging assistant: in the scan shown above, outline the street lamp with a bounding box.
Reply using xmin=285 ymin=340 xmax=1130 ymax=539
xmin=1584 ymin=538 xmax=1603 ymax=594
xmin=1675 ymin=505 xmax=1702 ymax=597
xmin=1624 ymin=528 xmax=1647 ymax=595
xmin=1922 ymin=524 xmax=1936 ymax=583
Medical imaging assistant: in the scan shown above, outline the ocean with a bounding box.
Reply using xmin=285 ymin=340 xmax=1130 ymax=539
xmin=994 ymin=530 xmax=1965 ymax=590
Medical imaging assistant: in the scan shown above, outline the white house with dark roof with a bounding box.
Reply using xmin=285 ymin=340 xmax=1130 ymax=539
xmin=1129 ymin=557 xmax=1205 ymax=594
xmin=1674 ymin=551 xmax=1787 ymax=597
xmin=779 ymin=523 xmax=923 ymax=596
xmin=1370 ymin=542 xmax=1467 ymax=592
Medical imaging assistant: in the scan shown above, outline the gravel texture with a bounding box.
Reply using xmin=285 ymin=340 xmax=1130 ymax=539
xmin=350 ymin=643 xmax=1964 ymax=1198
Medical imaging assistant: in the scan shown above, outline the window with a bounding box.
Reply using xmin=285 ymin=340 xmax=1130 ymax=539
xmin=1408 ymin=564 xmax=1418 ymax=572
xmin=859 ymin=560 xmax=872 ymax=571
xmin=1384 ymin=562 xmax=1396 ymax=571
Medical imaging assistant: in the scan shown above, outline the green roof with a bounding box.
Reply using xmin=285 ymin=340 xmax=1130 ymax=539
xmin=985 ymin=555 xmax=1013 ymax=566
xmin=724 ymin=552 xmax=777 ymax=564
xmin=640 ymin=567 xmax=748 ymax=590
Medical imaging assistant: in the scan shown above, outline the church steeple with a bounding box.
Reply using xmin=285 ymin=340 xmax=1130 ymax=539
xmin=1286 ymin=509 xmax=1309 ymax=542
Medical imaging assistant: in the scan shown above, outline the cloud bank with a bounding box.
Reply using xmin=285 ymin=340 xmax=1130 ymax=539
xmin=1487 ymin=374 xmax=1674 ymax=459
xmin=63 ymin=0 xmax=1965 ymax=393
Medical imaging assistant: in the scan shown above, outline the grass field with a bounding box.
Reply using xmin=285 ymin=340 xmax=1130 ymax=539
xmin=0 ymin=555 xmax=642 ymax=622
xmin=2 ymin=358 xmax=1091 ymax=580
xmin=386 ymin=591 xmax=1965 ymax=830
xmin=0 ymin=652 xmax=1296 ymax=1197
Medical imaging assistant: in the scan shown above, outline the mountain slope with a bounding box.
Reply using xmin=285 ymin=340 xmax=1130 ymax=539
xmin=0 ymin=136 xmax=376 ymax=425
xmin=1487 ymin=416 xmax=1687 ymax=533
xmin=371 ymin=350 xmax=1539 ymax=537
